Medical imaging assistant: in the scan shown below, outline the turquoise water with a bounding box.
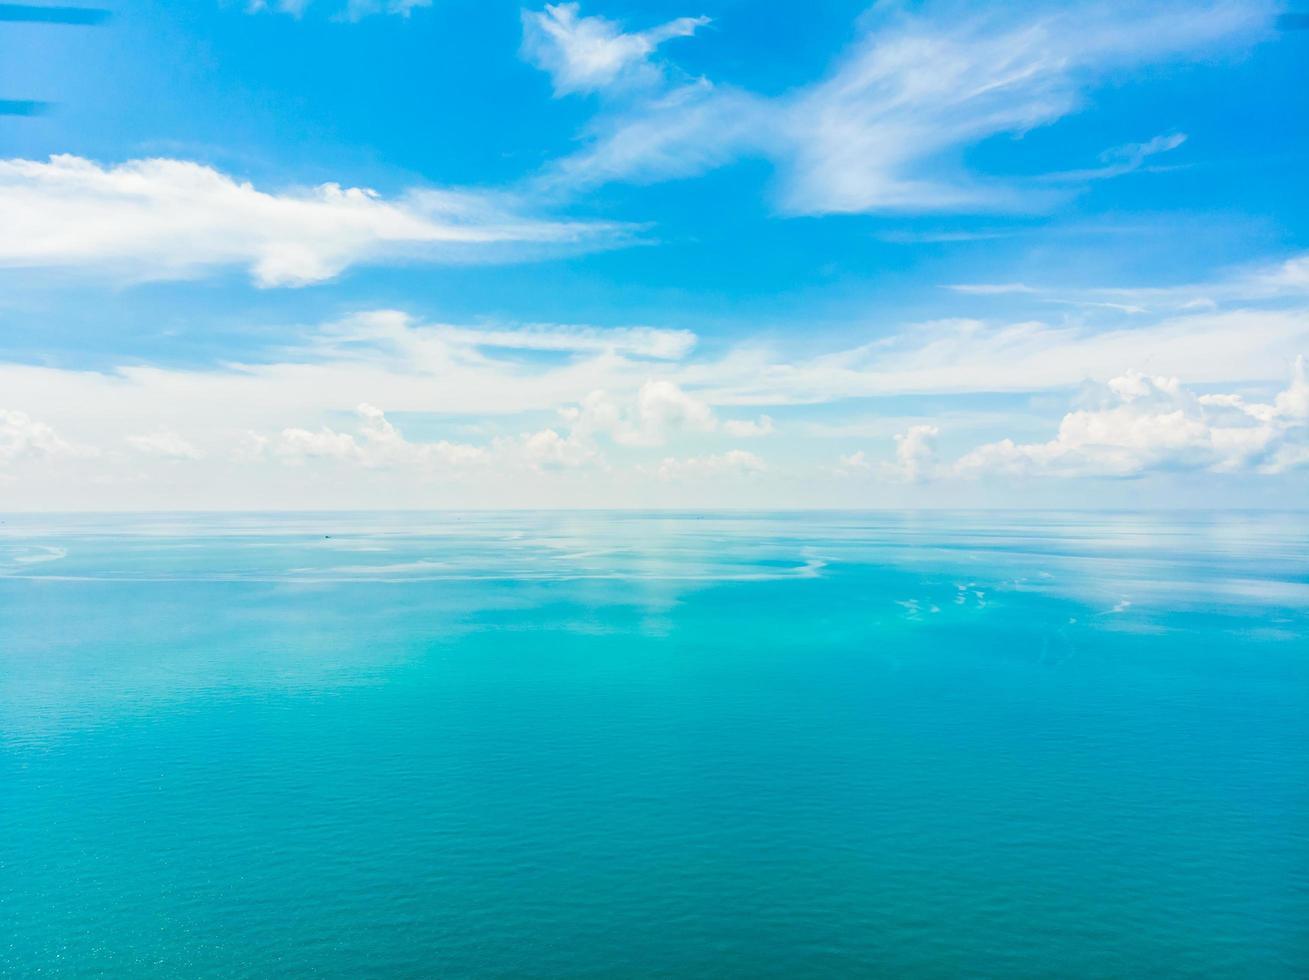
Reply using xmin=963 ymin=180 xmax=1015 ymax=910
xmin=1 ymin=512 xmax=1306 ymax=977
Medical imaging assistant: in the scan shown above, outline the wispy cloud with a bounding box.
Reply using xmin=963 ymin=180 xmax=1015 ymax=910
xmin=947 ymin=252 xmax=1309 ymax=315
xmin=246 ymin=0 xmax=430 ymax=20
xmin=521 ymin=2 xmax=710 ymax=96
xmin=539 ymin=79 xmax=762 ymax=190
xmin=0 ymin=155 xmax=630 ymax=286
xmin=342 ymin=0 xmax=430 ymax=19
xmin=314 ymin=312 xmax=696 ymax=361
xmin=945 ymin=283 xmax=1038 ymax=296
xmin=1040 ymin=132 xmax=1188 ymax=183
xmin=687 ymin=308 xmax=1309 ymax=407
xmin=529 ymin=1 xmax=1273 ymax=213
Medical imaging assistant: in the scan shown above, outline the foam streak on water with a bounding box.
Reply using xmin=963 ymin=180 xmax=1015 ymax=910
xmin=1 ymin=512 xmax=1306 ymax=977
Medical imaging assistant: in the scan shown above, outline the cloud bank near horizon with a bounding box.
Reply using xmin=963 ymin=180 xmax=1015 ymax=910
xmin=2 ymin=260 xmax=1306 ymax=507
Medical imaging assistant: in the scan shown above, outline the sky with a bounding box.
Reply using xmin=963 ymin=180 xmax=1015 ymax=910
xmin=0 ymin=0 xmax=1307 ymax=510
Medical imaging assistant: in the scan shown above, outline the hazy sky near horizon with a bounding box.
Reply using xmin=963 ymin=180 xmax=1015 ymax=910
xmin=1 ymin=0 xmax=1307 ymax=509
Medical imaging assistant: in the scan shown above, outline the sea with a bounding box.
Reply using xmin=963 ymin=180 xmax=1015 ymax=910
xmin=1 ymin=511 xmax=1306 ymax=977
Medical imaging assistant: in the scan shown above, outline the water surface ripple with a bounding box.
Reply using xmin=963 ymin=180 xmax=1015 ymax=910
xmin=1 ymin=512 xmax=1306 ymax=977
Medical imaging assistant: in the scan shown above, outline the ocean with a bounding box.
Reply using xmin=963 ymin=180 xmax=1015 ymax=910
xmin=1 ymin=512 xmax=1306 ymax=977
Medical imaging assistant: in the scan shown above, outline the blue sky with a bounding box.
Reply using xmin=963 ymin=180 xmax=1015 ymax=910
xmin=1 ymin=0 xmax=1307 ymax=508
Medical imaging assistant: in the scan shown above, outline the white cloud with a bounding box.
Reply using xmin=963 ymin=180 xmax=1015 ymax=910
xmin=836 ymin=450 xmax=872 ymax=473
xmin=560 ymin=382 xmax=711 ymax=447
xmin=343 ymin=0 xmax=430 ymax=19
xmin=0 ymin=155 xmax=627 ymax=287
xmin=950 ymin=252 xmax=1309 ymax=315
xmin=562 ymin=380 xmax=771 ymax=446
xmin=0 ymin=289 xmax=1304 ymax=507
xmin=830 ymin=358 xmax=1306 ymax=485
xmin=521 ymin=3 xmax=709 ymax=96
xmin=688 ymin=308 xmax=1309 ymax=406
xmin=654 ymin=449 xmax=765 ymax=481
xmin=259 ymin=398 xmax=600 ymax=475
xmin=1089 ymin=253 xmax=1309 ymax=313
xmin=723 ymin=415 xmax=774 ymax=437
xmin=246 ymin=0 xmax=310 ymax=15
xmin=265 ymin=407 xmax=602 ymax=475
xmin=0 ymin=409 xmax=83 ymax=463
xmin=1041 ymin=132 xmax=1188 ymax=183
xmin=514 ymin=427 xmax=597 ymax=469
xmin=541 ymin=80 xmax=763 ymax=190
xmin=126 ymin=430 xmax=203 ymax=460
xmin=946 ymin=283 xmax=1038 ymax=296
xmin=534 ymin=1 xmax=1272 ymax=212
xmin=431 ymin=323 xmax=695 ymax=359
xmin=247 ymin=0 xmax=430 ymax=19
xmin=1275 ymin=357 xmax=1309 ymax=418
xmin=306 ymin=309 xmax=697 ymax=370
xmin=1259 ymin=254 xmax=1309 ymax=294
xmin=887 ymin=424 xmax=940 ymax=482
xmin=0 ymin=300 xmax=1302 ymax=446
xmin=631 ymin=379 xmax=715 ymax=440
xmin=274 ymin=403 xmax=489 ymax=469
xmin=955 ymin=358 xmax=1309 ymax=478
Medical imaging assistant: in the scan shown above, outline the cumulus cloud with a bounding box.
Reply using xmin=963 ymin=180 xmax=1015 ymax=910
xmin=834 ymin=430 xmax=941 ymax=481
xmin=562 ymin=380 xmax=770 ymax=446
xmin=887 ymin=424 xmax=940 ymax=482
xmin=0 ymin=155 xmax=627 ymax=287
xmin=263 ymin=403 xmax=603 ymax=474
xmin=547 ymin=382 xmax=706 ymax=457
xmin=0 ymin=409 xmax=83 ymax=463
xmin=629 ymin=380 xmax=714 ymax=441
xmin=534 ymin=1 xmax=1272 ymax=212
xmin=246 ymin=377 xmax=769 ymax=487
xmin=521 ymin=3 xmax=709 ymax=96
xmin=955 ymin=359 xmax=1309 ymax=478
xmin=513 ymin=427 xmax=597 ymax=469
xmin=275 ymin=404 xmax=489 ymax=468
xmin=259 ymin=377 xmax=765 ymax=477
